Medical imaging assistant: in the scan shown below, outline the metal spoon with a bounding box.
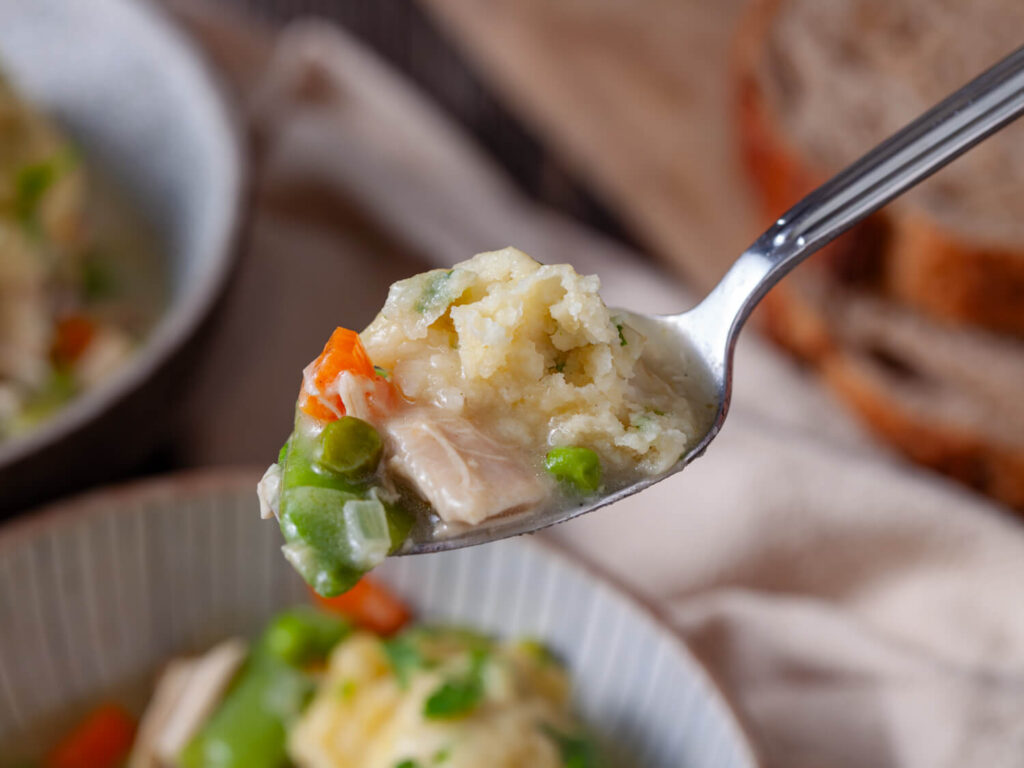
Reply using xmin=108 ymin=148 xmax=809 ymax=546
xmin=401 ymin=44 xmax=1024 ymax=555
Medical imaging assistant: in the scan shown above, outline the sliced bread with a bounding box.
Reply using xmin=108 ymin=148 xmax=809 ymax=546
xmin=738 ymin=0 xmax=1024 ymax=336
xmin=735 ymin=0 xmax=1024 ymax=508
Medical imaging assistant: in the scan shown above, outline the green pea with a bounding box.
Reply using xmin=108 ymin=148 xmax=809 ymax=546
xmin=179 ymin=656 xmax=311 ymax=768
xmin=274 ymin=419 xmax=414 ymax=597
xmin=544 ymin=447 xmax=602 ymax=493
xmin=319 ymin=416 xmax=383 ymax=479
xmin=262 ymin=607 xmax=351 ymax=667
xmin=282 ymin=442 xmax=361 ymax=494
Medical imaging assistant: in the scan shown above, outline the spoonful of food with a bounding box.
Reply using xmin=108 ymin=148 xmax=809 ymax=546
xmin=261 ymin=45 xmax=1024 ymax=596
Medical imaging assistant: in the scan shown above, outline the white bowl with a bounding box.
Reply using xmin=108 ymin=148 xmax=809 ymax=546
xmin=0 ymin=0 xmax=243 ymax=513
xmin=0 ymin=470 xmax=757 ymax=767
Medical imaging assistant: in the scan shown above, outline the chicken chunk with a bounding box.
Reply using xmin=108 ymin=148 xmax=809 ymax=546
xmin=384 ymin=410 xmax=547 ymax=526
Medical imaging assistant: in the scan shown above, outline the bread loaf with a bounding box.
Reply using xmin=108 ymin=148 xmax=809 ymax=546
xmin=739 ymin=0 xmax=1024 ymax=335
xmin=735 ymin=0 xmax=1024 ymax=508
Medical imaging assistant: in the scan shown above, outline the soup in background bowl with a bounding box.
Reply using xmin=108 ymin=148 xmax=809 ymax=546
xmin=0 ymin=72 xmax=167 ymax=441
xmin=0 ymin=471 xmax=757 ymax=768
xmin=0 ymin=0 xmax=243 ymax=514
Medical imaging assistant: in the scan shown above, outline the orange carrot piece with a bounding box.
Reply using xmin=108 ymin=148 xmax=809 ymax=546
xmin=299 ymin=327 xmax=376 ymax=421
xmin=300 ymin=395 xmax=340 ymax=423
xmin=46 ymin=703 xmax=136 ymax=768
xmin=51 ymin=314 xmax=96 ymax=366
xmin=314 ymin=576 xmax=411 ymax=636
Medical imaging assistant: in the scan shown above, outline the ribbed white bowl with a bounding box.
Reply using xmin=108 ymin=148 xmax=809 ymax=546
xmin=0 ymin=471 xmax=757 ymax=767
xmin=0 ymin=0 xmax=243 ymax=512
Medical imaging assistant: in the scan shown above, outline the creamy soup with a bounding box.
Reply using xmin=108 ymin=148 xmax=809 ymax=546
xmin=6 ymin=601 xmax=606 ymax=768
xmin=260 ymin=249 xmax=700 ymax=595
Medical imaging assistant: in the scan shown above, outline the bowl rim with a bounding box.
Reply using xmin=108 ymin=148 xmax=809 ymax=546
xmin=0 ymin=0 xmax=246 ymax=469
xmin=0 ymin=467 xmax=762 ymax=767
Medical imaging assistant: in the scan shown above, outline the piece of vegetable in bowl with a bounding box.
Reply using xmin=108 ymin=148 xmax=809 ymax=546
xmin=259 ymin=248 xmax=699 ymax=595
xmin=31 ymin=579 xmax=605 ymax=768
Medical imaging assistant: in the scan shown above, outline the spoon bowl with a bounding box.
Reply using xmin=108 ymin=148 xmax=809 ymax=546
xmin=401 ymin=43 xmax=1024 ymax=555
xmin=399 ymin=307 xmax=722 ymax=554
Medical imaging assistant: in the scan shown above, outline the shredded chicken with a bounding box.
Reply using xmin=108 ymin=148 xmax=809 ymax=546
xmin=128 ymin=638 xmax=247 ymax=768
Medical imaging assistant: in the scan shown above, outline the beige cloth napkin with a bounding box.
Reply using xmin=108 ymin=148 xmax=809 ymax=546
xmin=171 ymin=7 xmax=1024 ymax=767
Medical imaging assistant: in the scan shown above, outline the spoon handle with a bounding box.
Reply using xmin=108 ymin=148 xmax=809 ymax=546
xmin=689 ymin=43 xmax=1024 ymax=360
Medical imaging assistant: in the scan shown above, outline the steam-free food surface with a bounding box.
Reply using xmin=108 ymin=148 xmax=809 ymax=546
xmin=260 ymin=249 xmax=700 ymax=595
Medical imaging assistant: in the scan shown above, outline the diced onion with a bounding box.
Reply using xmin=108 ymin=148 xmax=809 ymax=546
xmin=257 ymin=463 xmax=283 ymax=519
xmin=341 ymin=498 xmax=391 ymax=569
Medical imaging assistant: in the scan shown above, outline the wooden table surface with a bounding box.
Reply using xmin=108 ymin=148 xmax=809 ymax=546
xmin=419 ymin=0 xmax=760 ymax=291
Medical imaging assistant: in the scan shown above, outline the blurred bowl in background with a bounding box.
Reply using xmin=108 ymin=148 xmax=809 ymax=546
xmin=0 ymin=0 xmax=243 ymax=514
xmin=0 ymin=470 xmax=758 ymax=767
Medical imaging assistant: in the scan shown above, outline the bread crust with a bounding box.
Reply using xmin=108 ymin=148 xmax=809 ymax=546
xmin=823 ymin=354 xmax=1024 ymax=509
xmin=736 ymin=0 xmax=1024 ymax=337
xmin=733 ymin=0 xmax=1024 ymax=510
xmin=734 ymin=0 xmax=888 ymax=288
xmin=887 ymin=212 xmax=1024 ymax=336
xmin=755 ymin=266 xmax=1024 ymax=509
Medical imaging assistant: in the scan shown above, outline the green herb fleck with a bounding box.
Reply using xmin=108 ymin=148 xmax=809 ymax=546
xmin=517 ymin=638 xmax=561 ymax=666
xmin=11 ymin=368 xmax=76 ymax=432
xmin=14 ymin=163 xmax=55 ymax=227
xmin=383 ymin=635 xmax=425 ymax=689
xmin=615 ymin=322 xmax=628 ymax=347
xmin=423 ymin=676 xmax=483 ymax=719
xmin=432 ymin=746 xmax=452 ymax=763
xmin=415 ymin=270 xmax=455 ymax=313
xmin=81 ymin=256 xmax=119 ymax=302
xmin=542 ymin=725 xmax=603 ymax=768
xmin=337 ymin=679 xmax=358 ymax=701
xmin=394 ymin=760 xmax=421 ymax=768
xmin=374 ymin=365 xmax=390 ymax=380
xmin=423 ymin=648 xmax=488 ymax=719
xmin=13 ymin=150 xmax=76 ymax=235
xmin=630 ymin=409 xmax=666 ymax=433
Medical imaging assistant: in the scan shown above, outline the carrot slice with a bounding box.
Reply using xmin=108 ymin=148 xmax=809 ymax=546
xmin=46 ymin=703 xmax=136 ymax=768
xmin=313 ymin=576 xmax=411 ymax=636
xmin=299 ymin=327 xmax=376 ymax=421
xmin=51 ymin=314 xmax=96 ymax=366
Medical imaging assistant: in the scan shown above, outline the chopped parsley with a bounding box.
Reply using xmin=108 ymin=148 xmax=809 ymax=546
xmin=517 ymin=638 xmax=561 ymax=666
xmin=423 ymin=675 xmax=483 ymax=719
xmin=383 ymin=635 xmax=424 ymax=689
xmin=374 ymin=365 xmax=390 ymax=380
xmin=336 ymin=679 xmax=358 ymax=701
xmin=13 ymin=149 xmax=77 ymax=235
xmin=415 ymin=270 xmax=455 ymax=314
xmin=423 ymin=648 xmax=488 ymax=719
xmin=81 ymin=255 xmax=119 ymax=302
xmin=615 ymin=322 xmax=628 ymax=347
xmin=542 ymin=725 xmax=603 ymax=768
